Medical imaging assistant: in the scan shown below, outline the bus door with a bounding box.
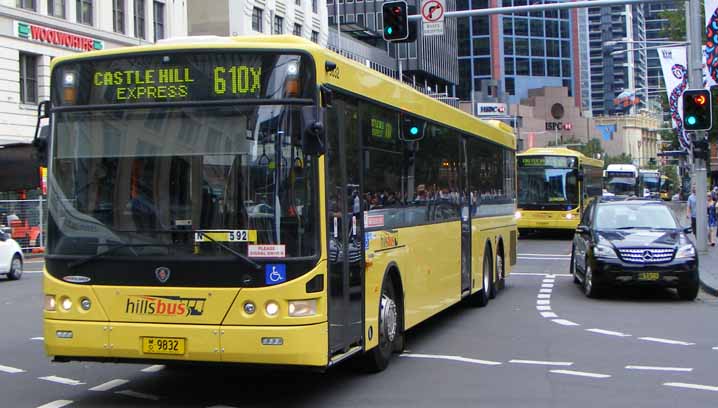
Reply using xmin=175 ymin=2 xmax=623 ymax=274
xmin=460 ymin=140 xmax=471 ymax=296
xmin=326 ymin=97 xmax=364 ymax=356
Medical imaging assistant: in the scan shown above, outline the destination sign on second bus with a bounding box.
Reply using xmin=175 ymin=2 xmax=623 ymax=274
xmin=52 ymin=52 xmax=312 ymax=105
xmin=518 ymin=156 xmax=576 ymax=168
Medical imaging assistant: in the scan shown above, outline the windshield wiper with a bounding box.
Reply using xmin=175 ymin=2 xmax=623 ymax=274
xmin=67 ymin=243 xmax=173 ymax=270
xmin=614 ymin=226 xmax=638 ymax=230
xmin=194 ymin=231 xmax=261 ymax=270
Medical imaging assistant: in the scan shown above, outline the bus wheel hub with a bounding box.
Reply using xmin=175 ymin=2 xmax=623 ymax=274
xmin=380 ymin=294 xmax=397 ymax=342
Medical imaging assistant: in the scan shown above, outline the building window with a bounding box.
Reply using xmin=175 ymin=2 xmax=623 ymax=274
xmin=311 ymin=30 xmax=319 ymax=43
xmin=153 ymin=1 xmax=165 ymax=41
xmin=48 ymin=0 xmax=65 ymax=18
xmin=252 ymin=7 xmax=263 ymax=32
xmin=274 ymin=15 xmax=283 ymax=34
xmin=134 ymin=0 xmax=146 ymax=39
xmin=312 ymin=0 xmax=317 ymax=13
xmin=76 ymin=0 xmax=93 ymax=25
xmin=16 ymin=0 xmax=36 ymax=10
xmin=19 ymin=53 xmax=37 ymax=105
xmin=295 ymin=0 xmax=300 ymax=5
xmin=113 ymin=0 xmax=124 ymax=33
xmin=293 ymin=23 xmax=302 ymax=36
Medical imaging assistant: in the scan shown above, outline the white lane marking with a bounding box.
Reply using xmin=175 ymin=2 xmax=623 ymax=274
xmin=545 ymin=274 xmax=556 ymax=278
xmin=541 ymin=284 xmax=555 ymax=288
xmin=626 ymin=365 xmax=693 ymax=372
xmin=89 ymin=379 xmax=130 ymax=392
xmin=543 ymin=279 xmax=556 ymax=283
xmin=519 ymin=253 xmax=571 ymax=257
xmin=510 ymin=359 xmax=573 ymax=367
xmin=115 ymin=390 xmax=161 ymax=401
xmin=518 ymin=257 xmax=571 ymax=260
xmin=511 ymin=273 xmax=572 ymax=277
xmin=664 ymin=382 xmax=718 ymax=392
xmin=141 ymin=364 xmax=165 ymax=373
xmin=24 ymin=271 xmax=43 ymax=274
xmin=400 ymin=353 xmax=502 ymax=366
xmin=539 ymin=288 xmax=553 ymax=293
xmin=36 ymin=400 xmax=74 ymax=408
xmin=540 ymin=311 xmax=558 ymax=318
xmin=552 ymin=319 xmax=579 ymax=326
xmin=30 ymin=337 xmax=44 ymax=341
xmin=536 ymin=300 xmax=551 ymax=305
xmin=638 ymin=337 xmax=695 ymax=346
xmin=39 ymin=376 xmax=85 ymax=386
xmin=537 ymin=294 xmax=552 ymax=299
xmin=0 ymin=364 xmax=25 ymax=373
xmin=586 ymin=328 xmax=631 ymax=337
xmin=536 ymin=305 xmax=552 ymax=311
xmin=550 ymin=369 xmax=611 ymax=379
xmin=712 ymin=347 xmax=718 ymax=350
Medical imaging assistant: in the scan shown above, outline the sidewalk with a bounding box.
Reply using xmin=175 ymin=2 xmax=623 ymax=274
xmin=699 ymin=249 xmax=718 ymax=296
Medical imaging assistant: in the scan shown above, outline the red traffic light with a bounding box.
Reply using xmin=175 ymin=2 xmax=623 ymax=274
xmin=693 ymin=94 xmax=707 ymax=106
xmin=392 ymin=6 xmax=401 ymax=14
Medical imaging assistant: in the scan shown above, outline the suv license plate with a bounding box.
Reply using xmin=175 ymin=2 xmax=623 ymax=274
xmin=142 ymin=337 xmax=185 ymax=355
xmin=638 ymin=272 xmax=660 ymax=281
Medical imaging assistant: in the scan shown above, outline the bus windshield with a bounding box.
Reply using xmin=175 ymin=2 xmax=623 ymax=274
xmin=48 ymin=105 xmax=318 ymax=258
xmin=518 ymin=167 xmax=579 ymax=210
xmin=606 ymin=175 xmax=637 ymax=195
xmin=642 ymin=175 xmax=660 ymax=193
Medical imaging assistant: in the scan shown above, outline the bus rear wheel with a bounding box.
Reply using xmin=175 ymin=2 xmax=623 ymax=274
xmin=468 ymin=249 xmax=492 ymax=307
xmin=363 ymin=275 xmax=401 ymax=372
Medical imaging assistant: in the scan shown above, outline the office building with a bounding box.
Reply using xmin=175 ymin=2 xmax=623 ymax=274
xmin=0 ymin=0 xmax=188 ymax=145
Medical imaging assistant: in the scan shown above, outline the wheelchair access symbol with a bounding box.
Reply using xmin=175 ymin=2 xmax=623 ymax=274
xmin=265 ymin=264 xmax=287 ymax=285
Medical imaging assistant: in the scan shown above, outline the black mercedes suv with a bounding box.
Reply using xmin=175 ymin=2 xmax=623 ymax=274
xmin=570 ymin=199 xmax=699 ymax=300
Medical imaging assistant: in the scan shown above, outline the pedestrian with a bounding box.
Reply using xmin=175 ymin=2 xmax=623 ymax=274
xmin=687 ymin=186 xmax=697 ymax=236
xmin=709 ymin=193 xmax=717 ymax=247
xmin=712 ymin=186 xmax=718 ymax=202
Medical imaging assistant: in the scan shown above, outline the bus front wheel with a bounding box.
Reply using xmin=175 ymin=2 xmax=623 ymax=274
xmin=363 ymin=274 xmax=401 ymax=372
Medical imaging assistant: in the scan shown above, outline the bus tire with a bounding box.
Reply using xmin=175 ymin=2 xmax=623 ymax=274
xmin=363 ymin=274 xmax=400 ymax=373
xmin=493 ymin=246 xmax=505 ymax=294
xmin=469 ymin=247 xmax=492 ymax=307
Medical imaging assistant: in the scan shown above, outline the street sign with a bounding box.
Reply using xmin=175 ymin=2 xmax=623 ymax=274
xmin=421 ymin=0 xmax=445 ymax=36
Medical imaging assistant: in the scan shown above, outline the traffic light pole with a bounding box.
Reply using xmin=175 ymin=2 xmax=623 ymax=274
xmin=687 ymin=0 xmax=707 ymax=252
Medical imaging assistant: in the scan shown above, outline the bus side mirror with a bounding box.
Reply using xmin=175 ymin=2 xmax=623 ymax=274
xmin=33 ymin=100 xmax=51 ymax=167
xmin=577 ymin=170 xmax=584 ymax=181
xmin=301 ymin=106 xmax=325 ymax=156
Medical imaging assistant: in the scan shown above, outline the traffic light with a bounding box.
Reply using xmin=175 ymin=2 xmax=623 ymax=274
xmin=400 ymin=115 xmax=425 ymax=141
xmin=683 ymin=89 xmax=712 ymax=131
xmin=383 ymin=1 xmax=409 ymax=42
xmin=692 ymin=137 xmax=710 ymax=161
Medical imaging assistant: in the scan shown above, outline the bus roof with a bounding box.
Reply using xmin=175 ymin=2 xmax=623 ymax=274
xmin=49 ymin=35 xmax=516 ymax=150
xmin=517 ymin=147 xmax=603 ymax=168
xmin=606 ymin=163 xmax=638 ymax=172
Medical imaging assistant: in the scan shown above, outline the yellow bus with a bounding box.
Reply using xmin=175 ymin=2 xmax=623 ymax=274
xmin=36 ymin=36 xmax=517 ymax=372
xmin=516 ymin=147 xmax=603 ymax=231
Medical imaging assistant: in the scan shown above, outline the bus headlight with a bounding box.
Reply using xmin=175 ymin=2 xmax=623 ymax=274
xmin=565 ymin=213 xmax=575 ymax=220
xmin=265 ymin=301 xmax=279 ymax=316
xmin=44 ymin=295 xmax=56 ymax=311
xmin=243 ymin=302 xmax=256 ymax=315
xmin=514 ymin=211 xmax=522 ymax=220
xmin=288 ymin=299 xmax=318 ymax=317
xmin=80 ymin=298 xmax=92 ymax=311
xmin=60 ymin=297 xmax=73 ymax=311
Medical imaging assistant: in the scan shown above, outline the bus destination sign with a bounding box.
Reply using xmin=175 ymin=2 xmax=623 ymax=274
xmin=519 ymin=156 xmax=576 ymax=168
xmin=53 ymin=52 xmax=311 ymax=105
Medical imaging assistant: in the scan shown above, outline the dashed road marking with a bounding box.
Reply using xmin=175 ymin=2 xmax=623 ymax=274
xmin=537 ymin=300 xmax=551 ymax=305
xmin=552 ymin=319 xmax=579 ymax=326
xmin=400 ymin=353 xmax=502 ymax=366
xmin=518 ymin=253 xmax=571 ymax=257
xmin=638 ymin=337 xmax=695 ymax=346
xmin=0 ymin=364 xmax=25 ymax=373
xmin=664 ymin=382 xmax=718 ymax=392
xmin=30 ymin=337 xmax=44 ymax=341
xmin=39 ymin=376 xmax=85 ymax=386
xmin=510 ymin=359 xmax=573 ymax=366
xmin=550 ymin=369 xmax=611 ymax=379
xmin=541 ymin=284 xmax=554 ymax=288
xmin=586 ymin=328 xmax=631 ymax=337
xmin=625 ymin=365 xmax=693 ymax=372
xmin=518 ymin=257 xmax=571 ymax=260
xmin=89 ymin=379 xmax=130 ymax=392
xmin=36 ymin=400 xmax=73 ymax=408
xmin=115 ymin=390 xmax=161 ymax=401
xmin=539 ymin=288 xmax=553 ymax=293
xmin=511 ymin=272 xmax=572 ymax=277
xmin=540 ymin=311 xmax=558 ymax=318
xmin=536 ymin=305 xmax=552 ymax=311
xmin=537 ymin=294 xmax=552 ymax=299
xmin=141 ymin=364 xmax=165 ymax=373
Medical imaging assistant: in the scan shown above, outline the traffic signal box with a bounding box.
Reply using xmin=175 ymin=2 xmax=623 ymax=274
xmin=683 ymin=89 xmax=712 ymax=131
xmin=382 ymin=1 xmax=417 ymax=42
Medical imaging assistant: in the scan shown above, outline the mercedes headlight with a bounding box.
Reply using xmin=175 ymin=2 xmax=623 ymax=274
xmin=593 ymin=244 xmax=617 ymax=258
xmin=675 ymin=244 xmax=696 ymax=259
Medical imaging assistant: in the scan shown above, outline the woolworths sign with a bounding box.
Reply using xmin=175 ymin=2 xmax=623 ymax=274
xmin=15 ymin=21 xmax=103 ymax=52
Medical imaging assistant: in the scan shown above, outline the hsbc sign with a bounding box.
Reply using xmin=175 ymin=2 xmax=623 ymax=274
xmin=476 ymin=103 xmax=507 ymax=116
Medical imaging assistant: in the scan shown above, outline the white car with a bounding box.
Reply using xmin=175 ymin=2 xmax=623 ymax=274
xmin=0 ymin=230 xmax=23 ymax=280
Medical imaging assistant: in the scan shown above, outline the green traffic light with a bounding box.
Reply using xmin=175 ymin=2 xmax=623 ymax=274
xmin=686 ymin=116 xmax=697 ymax=126
xmin=387 ymin=27 xmax=393 ymax=35
xmin=410 ymin=126 xmax=419 ymax=135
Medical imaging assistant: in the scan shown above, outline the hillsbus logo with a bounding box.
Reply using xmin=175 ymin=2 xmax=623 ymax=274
xmin=125 ymin=295 xmax=206 ymax=317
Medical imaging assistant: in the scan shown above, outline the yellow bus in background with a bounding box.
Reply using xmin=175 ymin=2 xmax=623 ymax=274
xmin=516 ymin=147 xmax=603 ymax=231
xmin=37 ymin=36 xmax=517 ymax=372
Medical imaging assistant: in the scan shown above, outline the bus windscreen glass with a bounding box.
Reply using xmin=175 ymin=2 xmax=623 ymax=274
xmin=518 ymin=157 xmax=579 ymax=210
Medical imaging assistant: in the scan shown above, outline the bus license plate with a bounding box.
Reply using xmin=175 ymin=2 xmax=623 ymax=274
xmin=638 ymin=272 xmax=660 ymax=281
xmin=142 ymin=337 xmax=185 ymax=355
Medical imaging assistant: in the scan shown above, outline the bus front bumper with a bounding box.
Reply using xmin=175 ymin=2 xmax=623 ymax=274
xmin=517 ymin=214 xmax=579 ymax=230
xmin=45 ymin=319 xmax=329 ymax=367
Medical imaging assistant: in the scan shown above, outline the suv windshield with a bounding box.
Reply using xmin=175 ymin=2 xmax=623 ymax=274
xmin=594 ymin=204 xmax=677 ymax=230
xmin=48 ymin=105 xmax=318 ymax=258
